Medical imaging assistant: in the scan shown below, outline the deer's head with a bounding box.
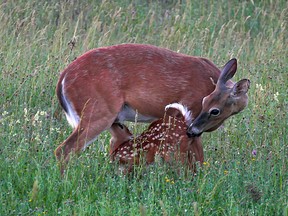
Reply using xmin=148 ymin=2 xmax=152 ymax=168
xmin=187 ymin=58 xmax=250 ymax=137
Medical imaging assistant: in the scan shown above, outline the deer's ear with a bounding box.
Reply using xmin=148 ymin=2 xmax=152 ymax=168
xmin=217 ymin=58 xmax=237 ymax=87
xmin=231 ymin=79 xmax=250 ymax=97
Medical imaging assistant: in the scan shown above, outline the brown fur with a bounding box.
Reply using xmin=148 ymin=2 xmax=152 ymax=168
xmin=54 ymin=44 xmax=249 ymax=174
xmin=109 ymin=107 xmax=203 ymax=174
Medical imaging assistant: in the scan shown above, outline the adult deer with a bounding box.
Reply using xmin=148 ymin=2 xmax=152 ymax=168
xmin=55 ymin=43 xmax=250 ymax=169
xmin=109 ymin=103 xmax=203 ymax=174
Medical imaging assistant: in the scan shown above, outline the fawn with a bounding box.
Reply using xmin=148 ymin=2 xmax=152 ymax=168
xmin=109 ymin=103 xmax=204 ymax=174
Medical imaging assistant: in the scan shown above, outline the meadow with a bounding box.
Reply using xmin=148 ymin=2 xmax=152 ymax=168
xmin=0 ymin=0 xmax=287 ymax=215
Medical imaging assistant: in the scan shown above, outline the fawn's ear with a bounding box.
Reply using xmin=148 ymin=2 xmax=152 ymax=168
xmin=165 ymin=107 xmax=182 ymax=118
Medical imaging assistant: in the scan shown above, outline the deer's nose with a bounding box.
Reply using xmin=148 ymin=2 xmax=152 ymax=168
xmin=186 ymin=131 xmax=202 ymax=138
xmin=187 ymin=125 xmax=202 ymax=138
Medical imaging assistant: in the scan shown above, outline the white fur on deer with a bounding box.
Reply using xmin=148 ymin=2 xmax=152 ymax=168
xmin=55 ymin=44 xmax=249 ymax=174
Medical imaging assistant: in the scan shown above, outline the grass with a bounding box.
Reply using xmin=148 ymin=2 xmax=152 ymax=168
xmin=0 ymin=0 xmax=287 ymax=215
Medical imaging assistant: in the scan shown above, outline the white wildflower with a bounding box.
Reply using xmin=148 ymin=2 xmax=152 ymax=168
xmin=2 ymin=111 xmax=9 ymax=116
xmin=273 ymin=92 xmax=279 ymax=102
xmin=40 ymin=111 xmax=47 ymax=116
xmin=255 ymin=83 xmax=264 ymax=91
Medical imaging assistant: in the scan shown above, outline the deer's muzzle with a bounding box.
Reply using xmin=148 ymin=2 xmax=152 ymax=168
xmin=187 ymin=125 xmax=203 ymax=138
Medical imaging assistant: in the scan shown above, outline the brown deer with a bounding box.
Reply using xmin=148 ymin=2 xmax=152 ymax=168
xmin=55 ymin=44 xmax=250 ymax=172
xmin=109 ymin=103 xmax=203 ymax=174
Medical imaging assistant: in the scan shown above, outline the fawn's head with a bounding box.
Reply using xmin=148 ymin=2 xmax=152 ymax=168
xmin=109 ymin=123 xmax=133 ymax=154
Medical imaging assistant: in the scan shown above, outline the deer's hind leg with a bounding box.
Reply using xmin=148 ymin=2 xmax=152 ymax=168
xmin=55 ymin=99 xmax=123 ymax=174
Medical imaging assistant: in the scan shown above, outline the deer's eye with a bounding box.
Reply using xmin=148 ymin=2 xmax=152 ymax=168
xmin=117 ymin=123 xmax=124 ymax=129
xmin=209 ymin=108 xmax=220 ymax=116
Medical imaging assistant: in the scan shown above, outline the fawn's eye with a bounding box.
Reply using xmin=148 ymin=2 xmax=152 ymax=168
xmin=209 ymin=108 xmax=220 ymax=116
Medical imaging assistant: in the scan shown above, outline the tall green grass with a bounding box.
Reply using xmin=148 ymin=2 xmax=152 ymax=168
xmin=0 ymin=0 xmax=287 ymax=215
